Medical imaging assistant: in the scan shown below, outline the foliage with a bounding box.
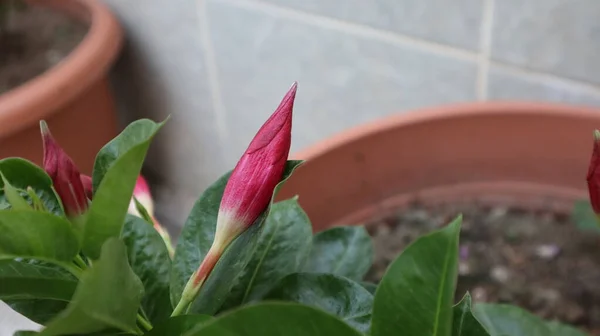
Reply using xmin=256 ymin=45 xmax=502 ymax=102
xmin=0 ymin=101 xmax=588 ymax=335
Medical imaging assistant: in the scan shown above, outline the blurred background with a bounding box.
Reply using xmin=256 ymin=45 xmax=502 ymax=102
xmin=101 ymin=0 xmax=600 ymax=231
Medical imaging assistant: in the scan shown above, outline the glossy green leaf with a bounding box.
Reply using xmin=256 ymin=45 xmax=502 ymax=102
xmin=5 ymin=299 xmax=68 ymax=325
xmin=91 ymin=119 xmax=166 ymax=193
xmin=372 ymin=216 xmax=461 ymax=336
xmin=40 ymin=238 xmax=144 ymax=336
xmin=303 ymin=226 xmax=373 ymax=281
xmin=184 ymin=302 xmax=363 ymax=336
xmin=121 ymin=215 xmax=172 ymax=323
xmin=83 ymin=119 xmax=164 ymax=260
xmin=571 ymin=199 xmax=600 ymax=233
xmin=0 ymin=158 xmax=62 ymax=215
xmin=0 ymin=259 xmax=77 ymax=301
xmin=473 ymin=303 xmax=586 ymax=336
xmin=2 ymin=260 xmax=75 ymax=324
xmin=220 ymin=198 xmax=313 ymax=310
xmin=1 ymin=172 xmax=31 ymax=210
xmin=0 ymin=210 xmax=79 ymax=262
xmin=170 ymin=160 xmax=303 ymax=312
xmin=263 ymin=272 xmax=373 ymax=333
xmin=144 ymin=315 xmax=213 ymax=336
xmin=360 ymin=282 xmax=378 ymax=295
xmin=452 ymin=293 xmax=490 ymax=336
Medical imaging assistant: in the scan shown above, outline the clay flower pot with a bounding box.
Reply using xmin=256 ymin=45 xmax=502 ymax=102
xmin=278 ymin=102 xmax=600 ymax=231
xmin=0 ymin=0 xmax=122 ymax=174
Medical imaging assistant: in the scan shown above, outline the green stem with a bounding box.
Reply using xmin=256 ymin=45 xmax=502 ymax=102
xmin=59 ymin=262 xmax=83 ymax=278
xmin=73 ymin=254 xmax=88 ymax=269
xmin=136 ymin=313 xmax=153 ymax=332
xmin=134 ymin=325 xmax=143 ymax=335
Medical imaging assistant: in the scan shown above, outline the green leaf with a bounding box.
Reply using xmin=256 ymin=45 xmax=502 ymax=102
xmin=170 ymin=161 xmax=303 ymax=312
xmin=5 ymin=299 xmax=68 ymax=325
xmin=121 ymin=215 xmax=172 ymax=324
xmin=220 ymin=197 xmax=313 ymax=310
xmin=360 ymin=282 xmax=378 ymax=295
xmin=145 ymin=315 xmax=213 ymax=336
xmin=83 ymin=119 xmax=163 ymax=260
xmin=372 ymin=216 xmax=462 ymax=336
xmin=0 ymin=259 xmax=77 ymax=301
xmin=40 ymin=238 xmax=144 ymax=336
xmin=0 ymin=210 xmax=79 ymax=263
xmin=452 ymin=293 xmax=490 ymax=336
xmin=133 ymin=197 xmax=154 ymax=225
xmin=473 ymin=303 xmax=586 ymax=336
xmin=2 ymin=260 xmax=75 ymax=324
xmin=184 ymin=302 xmax=363 ymax=336
xmin=1 ymin=172 xmax=31 ymax=210
xmin=303 ymin=226 xmax=373 ymax=281
xmin=91 ymin=119 xmax=166 ymax=193
xmin=0 ymin=158 xmax=62 ymax=215
xmin=571 ymin=199 xmax=600 ymax=233
xmin=263 ymin=272 xmax=373 ymax=333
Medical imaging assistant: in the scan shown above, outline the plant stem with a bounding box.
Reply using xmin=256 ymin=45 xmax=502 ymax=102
xmin=73 ymin=254 xmax=88 ymax=269
xmin=59 ymin=262 xmax=83 ymax=278
xmin=136 ymin=314 xmax=153 ymax=332
xmin=134 ymin=325 xmax=143 ymax=335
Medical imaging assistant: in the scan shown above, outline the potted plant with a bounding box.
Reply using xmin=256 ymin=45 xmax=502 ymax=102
xmin=0 ymin=0 xmax=122 ymax=174
xmin=0 ymin=83 xmax=587 ymax=335
xmin=277 ymin=102 xmax=600 ymax=334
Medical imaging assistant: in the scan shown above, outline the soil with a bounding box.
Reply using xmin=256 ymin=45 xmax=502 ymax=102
xmin=366 ymin=201 xmax=600 ymax=335
xmin=0 ymin=2 xmax=87 ymax=94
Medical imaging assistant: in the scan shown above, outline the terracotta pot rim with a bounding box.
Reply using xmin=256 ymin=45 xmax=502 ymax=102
xmin=0 ymin=0 xmax=122 ymax=138
xmin=291 ymin=101 xmax=600 ymax=161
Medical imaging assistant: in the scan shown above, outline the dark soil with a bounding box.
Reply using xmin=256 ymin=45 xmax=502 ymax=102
xmin=0 ymin=2 xmax=87 ymax=94
xmin=366 ymin=202 xmax=600 ymax=335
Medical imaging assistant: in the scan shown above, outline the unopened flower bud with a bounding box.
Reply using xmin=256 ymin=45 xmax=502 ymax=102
xmin=40 ymin=121 xmax=88 ymax=217
xmin=171 ymin=83 xmax=296 ymax=316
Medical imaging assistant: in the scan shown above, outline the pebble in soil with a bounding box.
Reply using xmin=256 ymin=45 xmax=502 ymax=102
xmin=365 ymin=201 xmax=600 ymax=335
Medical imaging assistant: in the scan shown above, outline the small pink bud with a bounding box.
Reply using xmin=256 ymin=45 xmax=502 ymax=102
xmin=128 ymin=175 xmax=154 ymax=217
xmin=214 ymin=82 xmax=295 ymax=248
xmin=41 ymin=121 xmax=88 ymax=217
xmin=128 ymin=175 xmax=175 ymax=257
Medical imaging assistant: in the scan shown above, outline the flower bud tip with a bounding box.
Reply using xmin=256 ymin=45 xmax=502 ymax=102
xmin=594 ymin=130 xmax=600 ymax=142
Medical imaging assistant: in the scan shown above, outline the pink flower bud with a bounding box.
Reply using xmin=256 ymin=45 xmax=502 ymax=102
xmin=171 ymin=83 xmax=297 ymax=317
xmin=214 ymin=82 xmax=295 ymax=248
xmin=80 ymin=174 xmax=93 ymax=199
xmin=587 ymin=130 xmax=600 ymax=214
xmin=128 ymin=175 xmax=175 ymax=257
xmin=128 ymin=175 xmax=154 ymax=217
xmin=41 ymin=121 xmax=88 ymax=217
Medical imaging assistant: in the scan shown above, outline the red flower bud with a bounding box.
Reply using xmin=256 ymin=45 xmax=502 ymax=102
xmin=587 ymin=130 xmax=600 ymax=214
xmin=214 ymin=82 xmax=295 ymax=248
xmin=80 ymin=174 xmax=93 ymax=199
xmin=171 ymin=83 xmax=297 ymax=317
xmin=41 ymin=121 xmax=89 ymax=217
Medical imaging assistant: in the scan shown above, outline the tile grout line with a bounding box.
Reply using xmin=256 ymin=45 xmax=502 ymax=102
xmin=218 ymin=0 xmax=600 ymax=99
xmin=476 ymin=0 xmax=495 ymax=101
xmin=220 ymin=0 xmax=479 ymax=62
xmin=196 ymin=0 xmax=229 ymax=143
xmin=491 ymin=61 xmax=600 ymax=97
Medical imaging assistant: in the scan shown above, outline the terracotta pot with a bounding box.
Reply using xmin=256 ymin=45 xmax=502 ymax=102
xmin=0 ymin=0 xmax=122 ymax=174
xmin=278 ymin=102 xmax=600 ymax=232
